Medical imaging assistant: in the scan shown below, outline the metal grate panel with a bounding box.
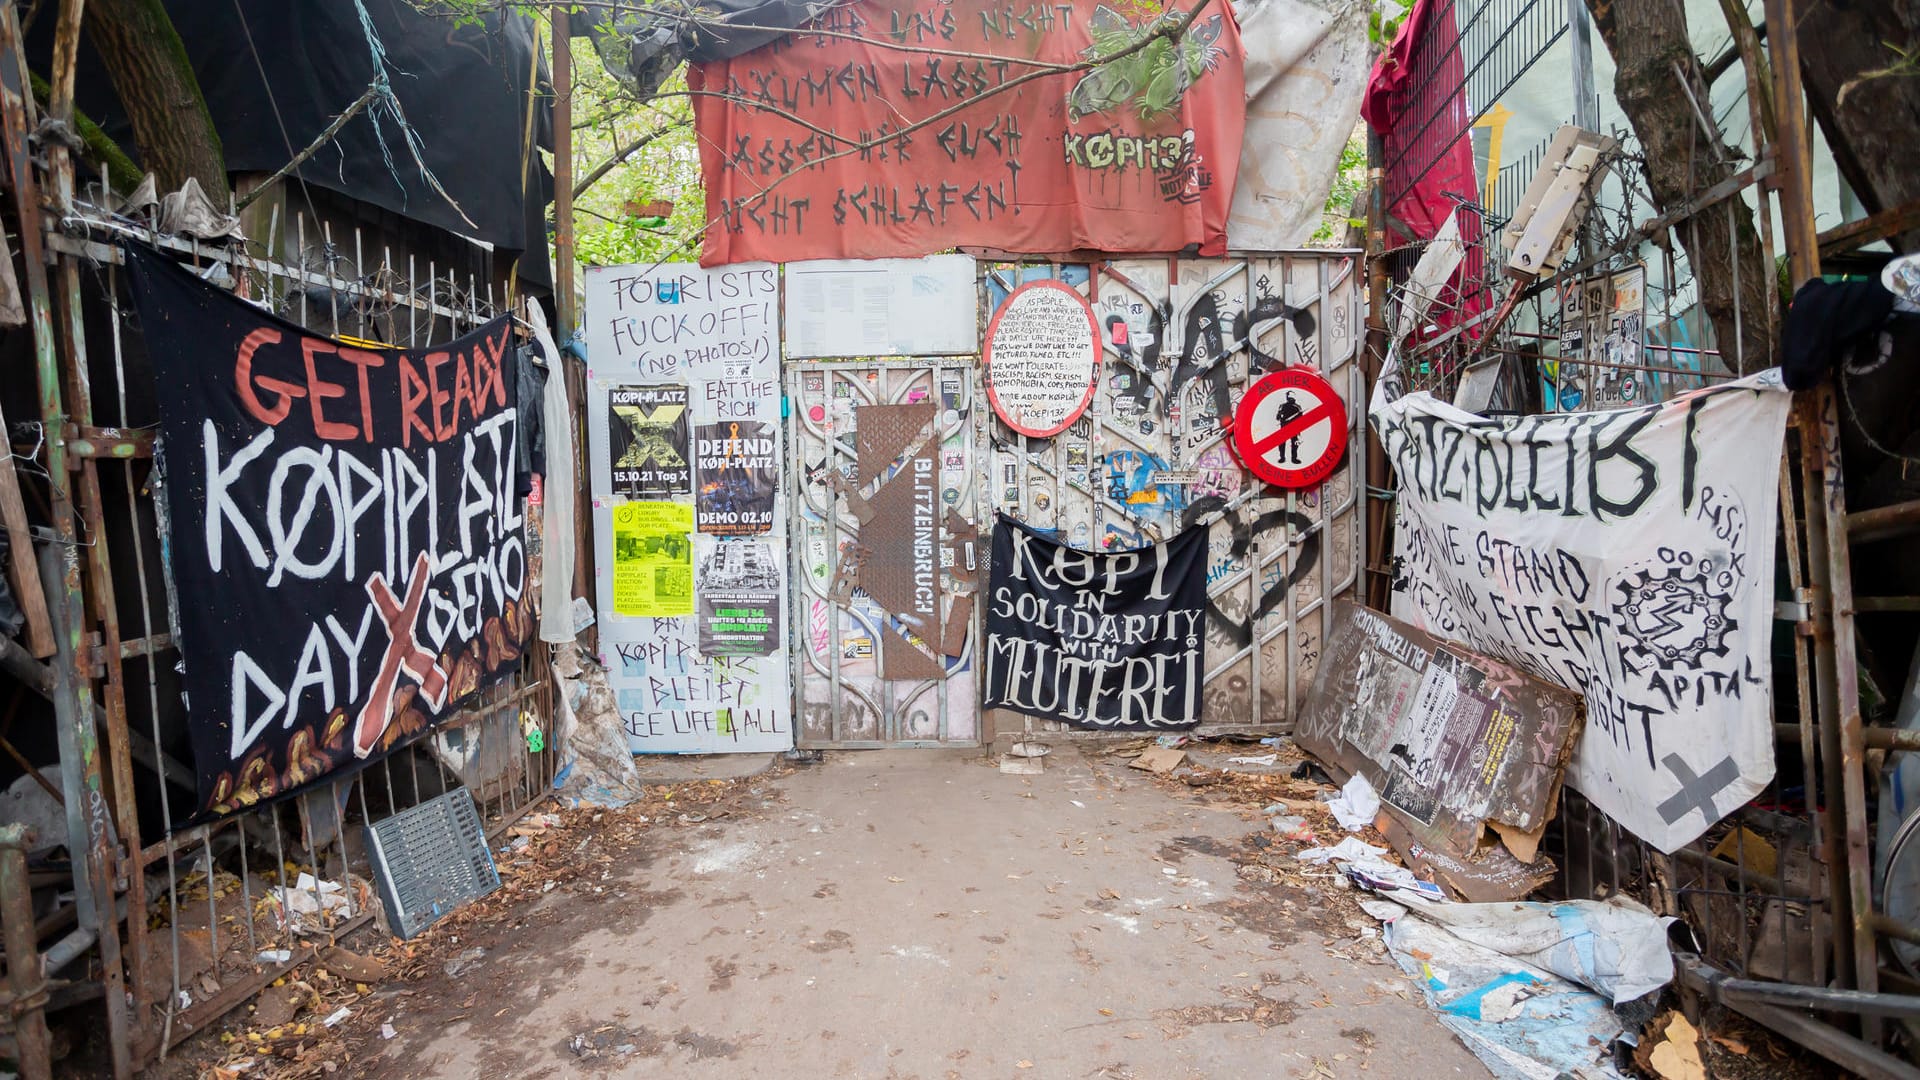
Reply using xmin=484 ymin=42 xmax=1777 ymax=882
xmin=365 ymin=787 xmax=500 ymax=939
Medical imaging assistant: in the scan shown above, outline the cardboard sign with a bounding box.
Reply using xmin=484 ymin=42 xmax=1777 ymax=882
xmin=1295 ymin=601 xmax=1584 ymax=881
xmin=985 ymin=281 xmax=1101 ymax=438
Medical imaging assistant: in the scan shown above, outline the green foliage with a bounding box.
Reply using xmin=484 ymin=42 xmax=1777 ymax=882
xmin=567 ymin=46 xmax=706 ymax=266
xmin=1309 ymin=129 xmax=1369 ymax=245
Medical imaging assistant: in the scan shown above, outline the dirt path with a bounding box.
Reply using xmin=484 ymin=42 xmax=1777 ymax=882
xmin=334 ymin=749 xmax=1490 ymax=1079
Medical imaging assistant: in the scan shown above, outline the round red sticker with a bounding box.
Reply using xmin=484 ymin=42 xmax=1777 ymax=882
xmin=1232 ymin=368 xmax=1347 ymax=488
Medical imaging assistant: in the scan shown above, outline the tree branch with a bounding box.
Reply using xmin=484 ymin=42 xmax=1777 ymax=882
xmin=639 ymin=0 xmax=1221 ymax=271
xmin=573 ymin=117 xmax=689 ymax=198
xmin=235 ymin=83 xmax=381 ymax=212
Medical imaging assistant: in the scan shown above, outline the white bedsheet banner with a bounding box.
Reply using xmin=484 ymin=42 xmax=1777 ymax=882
xmin=1371 ymin=370 xmax=1792 ymax=852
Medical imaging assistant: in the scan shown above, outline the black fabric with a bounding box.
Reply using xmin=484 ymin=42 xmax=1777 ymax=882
xmin=0 ymin=531 xmax=22 ymax=641
xmin=1783 ymin=278 xmax=1895 ymax=390
xmin=42 ymin=1 xmax=552 ymax=289
xmin=514 ymin=345 xmax=547 ymax=496
xmin=123 ymin=244 xmax=535 ymax=823
xmin=982 ymin=515 xmax=1208 ymax=731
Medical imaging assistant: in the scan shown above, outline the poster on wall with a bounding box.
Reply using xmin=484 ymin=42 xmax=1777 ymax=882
xmin=607 ymin=385 xmax=690 ymax=495
xmin=688 ymin=0 xmax=1246 ymax=265
xmin=1371 ymin=370 xmax=1791 ymax=853
xmin=985 ymin=281 xmax=1102 ymax=438
xmin=696 ymin=537 xmax=782 ymax=657
xmin=983 ymin=516 xmax=1208 ymax=730
xmin=123 ymin=246 xmax=533 ymax=820
xmin=584 ymin=260 xmax=793 ymax=755
xmin=785 ymin=255 xmax=979 ymax=358
xmin=582 ymin=262 xmax=779 ymax=423
xmin=612 ymin=501 xmax=694 ymax=617
xmin=696 ymin=421 xmax=779 ymax=534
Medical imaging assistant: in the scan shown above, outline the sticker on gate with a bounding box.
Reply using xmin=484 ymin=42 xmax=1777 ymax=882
xmin=1232 ymin=368 xmax=1347 ymax=489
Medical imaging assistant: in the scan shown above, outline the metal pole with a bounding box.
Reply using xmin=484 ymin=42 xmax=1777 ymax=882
xmin=552 ymin=5 xmax=575 ymax=337
xmin=1567 ymin=0 xmax=1599 ymax=130
xmin=0 ymin=824 xmax=52 ymax=1080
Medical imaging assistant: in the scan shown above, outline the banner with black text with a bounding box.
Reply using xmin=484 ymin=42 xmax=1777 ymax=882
xmin=1371 ymin=370 xmax=1791 ymax=852
xmin=983 ymin=516 xmax=1207 ymax=730
xmin=126 ymin=246 xmax=533 ymax=821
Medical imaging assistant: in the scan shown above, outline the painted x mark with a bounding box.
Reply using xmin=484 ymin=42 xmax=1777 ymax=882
xmin=353 ymin=551 xmax=449 ymax=758
xmin=1656 ymin=752 xmax=1741 ymax=827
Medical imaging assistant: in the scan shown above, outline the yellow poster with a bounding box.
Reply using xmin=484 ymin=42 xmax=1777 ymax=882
xmin=611 ymin=501 xmax=694 ymax=617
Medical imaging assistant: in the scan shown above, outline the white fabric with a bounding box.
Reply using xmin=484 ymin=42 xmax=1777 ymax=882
xmin=529 ymin=302 xmax=579 ymax=644
xmin=1226 ymin=0 xmax=1370 ymax=250
xmin=1370 ymin=370 xmax=1792 ymax=852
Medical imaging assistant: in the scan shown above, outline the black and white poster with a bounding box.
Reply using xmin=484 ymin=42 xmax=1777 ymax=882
xmin=695 ymin=537 xmax=781 ymax=657
xmin=983 ymin=516 xmax=1208 ymax=730
xmin=696 ymin=421 xmax=777 ymax=535
xmin=1371 ymin=369 xmax=1791 ymax=852
xmin=124 ymin=245 xmax=533 ymax=821
xmin=607 ymin=385 xmax=690 ymax=496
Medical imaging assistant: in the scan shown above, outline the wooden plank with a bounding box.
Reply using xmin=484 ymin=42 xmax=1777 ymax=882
xmin=1818 ymin=196 xmax=1920 ymax=262
xmin=0 ymin=396 xmax=53 ymax=657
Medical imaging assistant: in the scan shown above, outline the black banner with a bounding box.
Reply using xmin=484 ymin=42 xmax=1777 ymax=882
xmin=607 ymin=385 xmax=690 ymax=496
xmin=125 ymin=246 xmax=534 ymax=821
xmin=695 ymin=421 xmax=777 ymax=535
xmin=983 ymin=516 xmax=1207 ymax=730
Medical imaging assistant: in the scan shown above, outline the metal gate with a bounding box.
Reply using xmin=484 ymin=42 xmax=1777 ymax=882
xmin=983 ymin=254 xmax=1365 ymax=736
xmin=788 ymin=362 xmax=985 ymax=747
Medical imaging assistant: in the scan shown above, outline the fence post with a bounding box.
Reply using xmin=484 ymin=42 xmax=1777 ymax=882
xmin=0 ymin=824 xmax=50 ymax=1080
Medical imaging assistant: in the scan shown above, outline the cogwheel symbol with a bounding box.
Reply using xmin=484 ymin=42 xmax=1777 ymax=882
xmin=1610 ymin=565 xmax=1737 ymax=670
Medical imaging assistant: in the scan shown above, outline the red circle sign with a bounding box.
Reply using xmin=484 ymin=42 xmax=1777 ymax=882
xmin=983 ymin=280 xmax=1101 ymax=438
xmin=1233 ymin=368 xmax=1347 ymax=488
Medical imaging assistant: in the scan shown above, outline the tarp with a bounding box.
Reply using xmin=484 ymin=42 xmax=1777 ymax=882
xmin=689 ymin=0 xmax=1246 ymax=265
xmin=1371 ymin=369 xmax=1792 ymax=852
xmin=43 ymin=0 xmax=554 ymax=288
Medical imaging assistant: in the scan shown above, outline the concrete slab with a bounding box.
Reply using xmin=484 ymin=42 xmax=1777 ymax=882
xmin=628 ymin=752 xmax=778 ymax=784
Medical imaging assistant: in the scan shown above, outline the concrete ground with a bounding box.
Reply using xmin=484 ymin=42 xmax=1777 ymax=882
xmin=355 ymin=749 xmax=1491 ymax=1079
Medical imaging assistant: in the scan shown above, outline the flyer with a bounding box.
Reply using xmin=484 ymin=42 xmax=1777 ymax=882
xmin=612 ymin=501 xmax=694 ymax=617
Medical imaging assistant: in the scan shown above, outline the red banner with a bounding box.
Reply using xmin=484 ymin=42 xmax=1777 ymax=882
xmin=690 ymin=0 xmax=1245 ymax=266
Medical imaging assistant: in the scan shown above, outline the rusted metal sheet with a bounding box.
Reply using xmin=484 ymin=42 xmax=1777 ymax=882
xmin=791 ymin=363 xmax=982 ymax=747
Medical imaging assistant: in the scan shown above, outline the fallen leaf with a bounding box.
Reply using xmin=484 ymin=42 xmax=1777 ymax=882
xmin=1708 ymin=1034 xmax=1749 ymax=1056
xmin=1098 ymin=1008 xmax=1114 ymax=1016
xmin=1016 ymin=1061 xmax=1034 ymax=1069
xmin=887 ymin=876 xmax=905 ymax=884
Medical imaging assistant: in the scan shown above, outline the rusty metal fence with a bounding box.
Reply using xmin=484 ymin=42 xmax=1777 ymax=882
xmin=0 ymin=8 xmax=562 ymax=1073
xmin=1366 ymin=0 xmax=1920 ymax=1074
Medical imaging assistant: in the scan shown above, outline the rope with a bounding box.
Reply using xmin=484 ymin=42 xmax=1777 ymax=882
xmin=349 ymin=0 xmax=477 ymax=228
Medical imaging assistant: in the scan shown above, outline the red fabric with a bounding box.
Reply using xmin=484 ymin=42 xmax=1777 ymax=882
xmin=691 ymin=0 xmax=1246 ymax=266
xmin=1365 ymin=0 xmax=1487 ymax=331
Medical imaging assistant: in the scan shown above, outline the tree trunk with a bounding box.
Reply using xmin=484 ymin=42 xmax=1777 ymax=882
xmin=1796 ymin=2 xmax=1920 ymax=232
xmin=83 ymin=0 xmax=227 ymax=202
xmin=1591 ymin=0 xmax=1775 ymax=373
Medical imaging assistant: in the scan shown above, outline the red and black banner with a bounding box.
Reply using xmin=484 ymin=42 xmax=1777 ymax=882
xmin=125 ymin=246 xmax=534 ymax=821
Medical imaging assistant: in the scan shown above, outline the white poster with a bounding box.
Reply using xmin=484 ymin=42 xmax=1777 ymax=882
xmin=1370 ymin=370 xmax=1791 ymax=852
xmin=784 ymin=254 xmax=978 ymax=359
xmin=584 ymin=261 xmax=793 ymax=754
xmin=582 ymin=262 xmax=780 ymax=423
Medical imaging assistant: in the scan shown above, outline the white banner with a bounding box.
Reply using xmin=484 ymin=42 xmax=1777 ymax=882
xmin=1371 ymin=371 xmax=1792 ymax=852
